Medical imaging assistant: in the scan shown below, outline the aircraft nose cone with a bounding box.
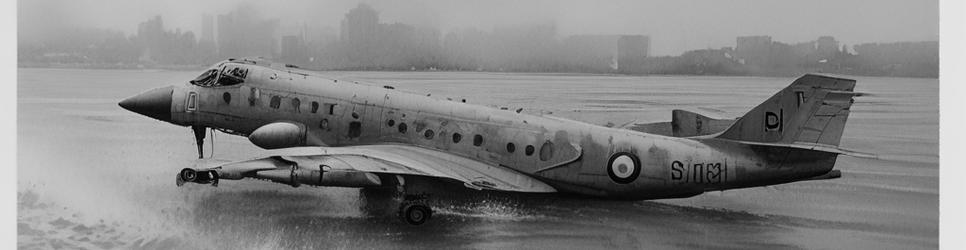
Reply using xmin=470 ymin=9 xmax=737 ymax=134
xmin=119 ymin=86 xmax=173 ymax=122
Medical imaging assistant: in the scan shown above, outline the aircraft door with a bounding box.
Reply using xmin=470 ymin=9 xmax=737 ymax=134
xmin=360 ymin=95 xmax=385 ymax=141
xmin=342 ymin=89 xmax=385 ymax=142
xmin=345 ymin=94 xmax=367 ymax=141
xmin=241 ymin=86 xmax=260 ymax=107
xmin=379 ymin=93 xmax=391 ymax=136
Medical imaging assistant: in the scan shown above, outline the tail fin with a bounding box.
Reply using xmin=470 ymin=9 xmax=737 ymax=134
xmin=716 ymin=74 xmax=858 ymax=146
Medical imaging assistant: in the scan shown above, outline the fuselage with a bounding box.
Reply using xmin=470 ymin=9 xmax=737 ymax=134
xmin=131 ymin=59 xmax=837 ymax=200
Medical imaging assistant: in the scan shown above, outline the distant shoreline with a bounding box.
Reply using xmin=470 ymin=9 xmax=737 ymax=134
xmin=16 ymin=64 xmax=939 ymax=79
xmin=17 ymin=62 xmax=208 ymax=71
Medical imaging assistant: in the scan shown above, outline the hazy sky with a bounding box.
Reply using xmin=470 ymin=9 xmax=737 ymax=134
xmin=19 ymin=0 xmax=938 ymax=55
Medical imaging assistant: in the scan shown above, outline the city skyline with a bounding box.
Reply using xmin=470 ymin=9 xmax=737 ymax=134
xmin=18 ymin=0 xmax=938 ymax=56
xmin=17 ymin=3 xmax=939 ymax=78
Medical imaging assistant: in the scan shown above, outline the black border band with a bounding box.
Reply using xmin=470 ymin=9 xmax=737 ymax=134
xmin=607 ymin=152 xmax=641 ymax=184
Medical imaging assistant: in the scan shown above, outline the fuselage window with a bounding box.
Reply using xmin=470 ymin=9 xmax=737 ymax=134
xmin=311 ymin=102 xmax=319 ymax=113
xmin=473 ymin=134 xmax=484 ymax=146
xmin=539 ymin=141 xmax=554 ymax=161
xmin=424 ymin=129 xmax=435 ymax=139
xmin=398 ymin=123 xmax=408 ymax=133
xmin=506 ymin=143 xmax=516 ymax=153
xmin=525 ymin=145 xmax=535 ymax=156
xmin=320 ymin=119 xmax=329 ymax=129
xmin=452 ymin=133 xmax=462 ymax=143
xmin=348 ymin=121 xmax=362 ymax=138
xmin=223 ymin=92 xmax=231 ymax=104
xmin=248 ymin=88 xmax=259 ymax=106
xmin=326 ymin=103 xmax=336 ymax=115
xmin=270 ymin=96 xmax=281 ymax=109
xmin=292 ymin=98 xmax=301 ymax=113
xmin=387 ymin=119 xmax=395 ymax=127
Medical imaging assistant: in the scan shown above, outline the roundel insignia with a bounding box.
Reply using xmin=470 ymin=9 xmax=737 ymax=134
xmin=607 ymin=152 xmax=641 ymax=184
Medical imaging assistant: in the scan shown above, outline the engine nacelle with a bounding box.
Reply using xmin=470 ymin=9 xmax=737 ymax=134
xmin=175 ymin=157 xmax=383 ymax=188
xmin=248 ymin=122 xmax=307 ymax=149
xmin=177 ymin=168 xmax=218 ymax=186
xmin=253 ymin=164 xmax=383 ymax=188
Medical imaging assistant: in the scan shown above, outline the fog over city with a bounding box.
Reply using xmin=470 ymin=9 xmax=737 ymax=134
xmin=20 ymin=0 xmax=937 ymax=56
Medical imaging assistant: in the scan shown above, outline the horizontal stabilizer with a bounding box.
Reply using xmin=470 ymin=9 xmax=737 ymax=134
xmin=626 ymin=109 xmax=736 ymax=137
xmin=716 ymin=139 xmax=877 ymax=159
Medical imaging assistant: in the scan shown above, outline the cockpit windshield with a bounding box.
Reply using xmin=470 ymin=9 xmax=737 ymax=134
xmin=190 ymin=63 xmax=249 ymax=87
xmin=190 ymin=69 xmax=219 ymax=86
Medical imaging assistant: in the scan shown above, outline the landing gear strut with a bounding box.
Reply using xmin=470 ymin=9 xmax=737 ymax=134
xmin=389 ymin=176 xmax=434 ymax=225
xmin=192 ymin=125 xmax=206 ymax=159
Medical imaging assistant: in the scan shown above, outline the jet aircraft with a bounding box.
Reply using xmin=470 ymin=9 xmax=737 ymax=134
xmin=119 ymin=58 xmax=869 ymax=225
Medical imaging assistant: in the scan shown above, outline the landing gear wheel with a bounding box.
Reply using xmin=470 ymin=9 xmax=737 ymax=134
xmin=180 ymin=168 xmax=197 ymax=182
xmin=399 ymin=202 xmax=432 ymax=225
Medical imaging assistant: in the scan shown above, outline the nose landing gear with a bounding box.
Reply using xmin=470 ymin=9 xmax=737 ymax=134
xmin=192 ymin=125 xmax=206 ymax=159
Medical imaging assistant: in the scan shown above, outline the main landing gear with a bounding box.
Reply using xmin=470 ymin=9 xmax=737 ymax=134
xmin=375 ymin=175 xmax=436 ymax=225
xmin=398 ymin=194 xmax=432 ymax=225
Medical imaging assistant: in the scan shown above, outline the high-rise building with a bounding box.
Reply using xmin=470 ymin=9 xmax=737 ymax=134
xmin=562 ymin=34 xmax=650 ymax=72
xmin=216 ymin=14 xmax=235 ymax=57
xmin=136 ymin=16 xmax=165 ymax=62
xmin=736 ymin=36 xmax=772 ymax=65
xmin=816 ymin=36 xmax=839 ymax=59
xmin=216 ymin=7 xmax=278 ymax=58
xmin=617 ymin=35 xmax=650 ymax=73
xmin=340 ymin=3 xmax=380 ymax=44
xmin=563 ymin=35 xmax=618 ymax=71
xmin=201 ymin=14 xmax=214 ymax=43
xmin=280 ymin=35 xmax=307 ymax=65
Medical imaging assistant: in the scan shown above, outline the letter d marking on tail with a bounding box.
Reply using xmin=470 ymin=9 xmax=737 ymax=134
xmin=765 ymin=109 xmax=783 ymax=132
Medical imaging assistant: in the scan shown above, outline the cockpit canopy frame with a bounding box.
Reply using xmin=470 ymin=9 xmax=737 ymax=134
xmin=190 ymin=62 xmax=250 ymax=87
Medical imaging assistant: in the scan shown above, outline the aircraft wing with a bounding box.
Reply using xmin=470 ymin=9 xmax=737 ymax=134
xmin=179 ymin=144 xmax=557 ymax=193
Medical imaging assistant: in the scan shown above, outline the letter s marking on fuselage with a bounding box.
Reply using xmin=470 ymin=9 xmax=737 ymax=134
xmin=670 ymin=160 xmax=727 ymax=184
xmin=671 ymin=161 xmax=684 ymax=180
